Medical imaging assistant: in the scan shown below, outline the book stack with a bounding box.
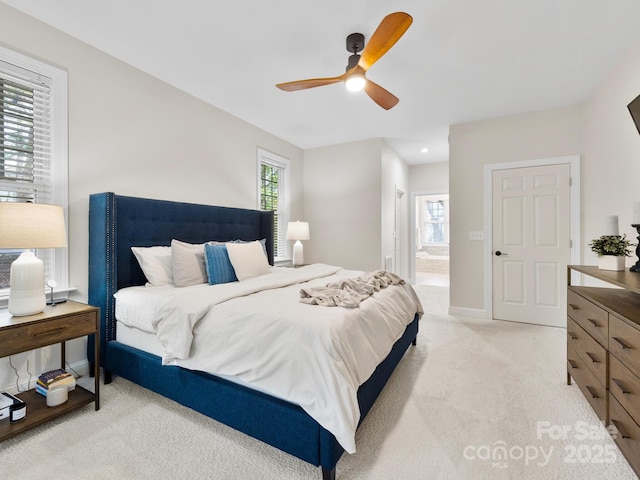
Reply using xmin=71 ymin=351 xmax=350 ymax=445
xmin=35 ymin=369 xmax=76 ymax=397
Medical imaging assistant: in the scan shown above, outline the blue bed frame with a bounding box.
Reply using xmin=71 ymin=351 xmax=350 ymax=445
xmin=87 ymin=192 xmax=419 ymax=480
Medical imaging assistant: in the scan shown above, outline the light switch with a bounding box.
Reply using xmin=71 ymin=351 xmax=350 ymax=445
xmin=469 ymin=231 xmax=485 ymax=241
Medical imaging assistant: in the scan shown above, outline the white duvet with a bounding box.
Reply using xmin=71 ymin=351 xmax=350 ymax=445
xmin=114 ymin=263 xmax=423 ymax=453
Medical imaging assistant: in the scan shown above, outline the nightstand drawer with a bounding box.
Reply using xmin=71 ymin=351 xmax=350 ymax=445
xmin=0 ymin=311 xmax=97 ymax=356
xmin=610 ymin=314 xmax=640 ymax=378
xmin=568 ymin=344 xmax=607 ymax=421
xmin=567 ymin=317 xmax=607 ymax=386
xmin=567 ymin=289 xmax=608 ymax=347
xmin=609 ymin=392 xmax=640 ymax=475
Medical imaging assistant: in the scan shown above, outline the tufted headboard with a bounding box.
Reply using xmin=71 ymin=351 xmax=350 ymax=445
xmin=87 ymin=192 xmax=274 ymax=366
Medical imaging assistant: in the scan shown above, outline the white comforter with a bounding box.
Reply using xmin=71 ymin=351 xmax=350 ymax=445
xmin=115 ymin=264 xmax=423 ymax=453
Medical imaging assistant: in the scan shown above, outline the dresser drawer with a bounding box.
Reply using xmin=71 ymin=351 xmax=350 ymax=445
xmin=568 ymin=344 xmax=607 ymax=421
xmin=610 ymin=314 xmax=640 ymax=378
xmin=610 ymin=353 xmax=640 ymax=423
xmin=0 ymin=311 xmax=98 ymax=356
xmin=567 ymin=317 xmax=607 ymax=386
xmin=609 ymin=392 xmax=640 ymax=476
xmin=567 ymin=289 xmax=608 ymax=347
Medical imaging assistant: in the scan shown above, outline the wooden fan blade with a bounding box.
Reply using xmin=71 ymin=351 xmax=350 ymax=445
xmin=276 ymin=73 xmax=347 ymax=91
xmin=359 ymin=12 xmax=413 ymax=71
xmin=364 ymin=79 xmax=399 ymax=110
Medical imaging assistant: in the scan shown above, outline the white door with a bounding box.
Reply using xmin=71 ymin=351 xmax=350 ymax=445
xmin=395 ymin=188 xmax=405 ymax=277
xmin=492 ymin=164 xmax=571 ymax=327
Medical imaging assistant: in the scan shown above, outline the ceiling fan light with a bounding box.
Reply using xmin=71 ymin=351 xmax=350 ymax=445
xmin=345 ymin=73 xmax=366 ymax=92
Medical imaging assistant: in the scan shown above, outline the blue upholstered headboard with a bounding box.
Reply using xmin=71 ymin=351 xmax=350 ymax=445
xmin=87 ymin=192 xmax=274 ymax=366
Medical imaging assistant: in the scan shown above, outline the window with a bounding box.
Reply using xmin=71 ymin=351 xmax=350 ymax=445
xmin=257 ymin=148 xmax=289 ymax=262
xmin=416 ymin=194 xmax=449 ymax=246
xmin=0 ymin=47 xmax=68 ymax=300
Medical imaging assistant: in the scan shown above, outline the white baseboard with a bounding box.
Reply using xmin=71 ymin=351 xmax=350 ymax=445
xmin=448 ymin=306 xmax=492 ymax=319
xmin=1 ymin=359 xmax=90 ymax=396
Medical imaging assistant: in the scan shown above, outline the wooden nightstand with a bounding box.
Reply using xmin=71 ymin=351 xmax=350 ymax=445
xmin=0 ymin=301 xmax=99 ymax=441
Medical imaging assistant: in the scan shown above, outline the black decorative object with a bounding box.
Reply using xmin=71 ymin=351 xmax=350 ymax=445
xmin=631 ymin=224 xmax=640 ymax=272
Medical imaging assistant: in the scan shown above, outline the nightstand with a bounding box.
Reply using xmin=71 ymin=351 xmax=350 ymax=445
xmin=0 ymin=301 xmax=99 ymax=441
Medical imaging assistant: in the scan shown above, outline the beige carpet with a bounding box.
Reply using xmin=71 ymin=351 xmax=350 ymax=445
xmin=0 ymin=285 xmax=637 ymax=479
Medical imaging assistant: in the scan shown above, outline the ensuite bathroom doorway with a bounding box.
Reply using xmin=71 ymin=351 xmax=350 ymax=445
xmin=414 ymin=193 xmax=449 ymax=286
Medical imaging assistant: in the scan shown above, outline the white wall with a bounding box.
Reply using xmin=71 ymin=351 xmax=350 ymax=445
xmin=449 ymin=106 xmax=582 ymax=313
xmin=303 ymin=139 xmax=383 ymax=271
xmin=582 ymin=37 xmax=640 ymax=265
xmin=0 ymin=4 xmax=303 ymax=390
xmin=409 ymin=161 xmax=449 ymax=194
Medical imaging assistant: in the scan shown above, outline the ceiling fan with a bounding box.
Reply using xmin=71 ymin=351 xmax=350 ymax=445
xmin=276 ymin=12 xmax=413 ymax=110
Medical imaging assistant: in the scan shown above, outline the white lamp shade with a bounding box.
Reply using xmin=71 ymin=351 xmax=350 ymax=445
xmin=286 ymin=221 xmax=310 ymax=241
xmin=0 ymin=202 xmax=67 ymax=316
xmin=0 ymin=203 xmax=67 ymax=248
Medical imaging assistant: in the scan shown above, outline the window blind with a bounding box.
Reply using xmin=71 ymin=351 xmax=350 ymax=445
xmin=0 ymin=60 xmax=54 ymax=289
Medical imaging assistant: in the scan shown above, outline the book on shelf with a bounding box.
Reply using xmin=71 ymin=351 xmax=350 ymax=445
xmin=35 ymin=369 xmax=76 ymax=396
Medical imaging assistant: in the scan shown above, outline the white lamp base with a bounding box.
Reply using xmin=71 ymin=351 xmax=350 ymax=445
xmin=8 ymin=251 xmax=46 ymax=316
xmin=292 ymin=240 xmax=304 ymax=266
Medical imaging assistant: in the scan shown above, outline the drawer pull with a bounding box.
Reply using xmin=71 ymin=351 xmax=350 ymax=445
xmin=568 ymin=359 xmax=578 ymax=369
xmin=587 ymin=318 xmax=600 ymax=328
xmin=34 ymin=327 xmax=66 ymax=337
xmin=568 ymin=303 xmax=579 ymax=310
xmin=611 ymin=420 xmax=632 ymax=440
xmin=612 ymin=337 xmax=632 ymax=350
xmin=612 ymin=378 xmax=631 ymax=395
xmin=585 ymin=352 xmax=600 ymax=364
xmin=585 ymin=385 xmax=599 ymax=399
xmin=568 ymin=332 xmax=578 ymax=341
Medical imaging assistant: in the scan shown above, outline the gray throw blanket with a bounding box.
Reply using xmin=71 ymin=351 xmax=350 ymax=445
xmin=299 ymin=269 xmax=405 ymax=308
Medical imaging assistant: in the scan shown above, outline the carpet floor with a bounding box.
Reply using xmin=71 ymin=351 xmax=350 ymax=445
xmin=0 ymin=284 xmax=637 ymax=479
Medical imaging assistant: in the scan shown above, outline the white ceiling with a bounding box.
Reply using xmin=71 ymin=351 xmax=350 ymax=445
xmin=4 ymin=0 xmax=640 ymax=165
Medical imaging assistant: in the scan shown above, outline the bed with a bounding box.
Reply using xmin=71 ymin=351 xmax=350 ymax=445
xmin=87 ymin=192 xmax=422 ymax=480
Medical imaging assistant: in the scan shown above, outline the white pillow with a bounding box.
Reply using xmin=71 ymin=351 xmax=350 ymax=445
xmin=226 ymin=240 xmax=271 ymax=281
xmin=131 ymin=246 xmax=173 ymax=286
xmin=171 ymin=239 xmax=208 ymax=287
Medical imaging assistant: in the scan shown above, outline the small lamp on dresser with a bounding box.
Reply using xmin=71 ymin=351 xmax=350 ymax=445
xmin=287 ymin=221 xmax=310 ymax=266
xmin=0 ymin=202 xmax=67 ymax=316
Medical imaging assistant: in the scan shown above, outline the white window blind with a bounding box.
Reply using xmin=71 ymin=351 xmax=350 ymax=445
xmin=258 ymin=148 xmax=290 ymax=261
xmin=0 ymin=64 xmax=52 ymax=202
xmin=0 ymin=49 xmax=68 ymax=296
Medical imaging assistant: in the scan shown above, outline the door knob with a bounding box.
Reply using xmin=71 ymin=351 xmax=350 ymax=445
xmin=495 ymin=251 xmax=507 ymax=256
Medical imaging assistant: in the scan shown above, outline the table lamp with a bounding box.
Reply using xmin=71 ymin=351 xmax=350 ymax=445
xmin=0 ymin=203 xmax=67 ymax=316
xmin=287 ymin=221 xmax=310 ymax=266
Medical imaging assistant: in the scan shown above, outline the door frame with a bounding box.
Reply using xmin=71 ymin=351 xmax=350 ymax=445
xmin=483 ymin=155 xmax=581 ymax=319
xmin=410 ymin=189 xmax=449 ymax=284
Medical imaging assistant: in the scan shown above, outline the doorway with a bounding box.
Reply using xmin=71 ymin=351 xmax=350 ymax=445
xmin=414 ymin=193 xmax=449 ymax=286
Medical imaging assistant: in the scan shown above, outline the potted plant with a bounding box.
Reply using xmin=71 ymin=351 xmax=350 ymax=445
xmin=589 ymin=234 xmax=634 ymax=271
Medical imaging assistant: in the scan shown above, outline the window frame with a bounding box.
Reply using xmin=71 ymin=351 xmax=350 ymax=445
xmin=257 ymin=148 xmax=290 ymax=263
xmin=0 ymin=46 xmax=69 ymax=305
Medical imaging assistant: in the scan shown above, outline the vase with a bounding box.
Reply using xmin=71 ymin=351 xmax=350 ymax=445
xmin=598 ymin=255 xmax=626 ymax=271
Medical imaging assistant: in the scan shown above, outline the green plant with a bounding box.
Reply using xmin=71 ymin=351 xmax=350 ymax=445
xmin=589 ymin=234 xmax=634 ymax=257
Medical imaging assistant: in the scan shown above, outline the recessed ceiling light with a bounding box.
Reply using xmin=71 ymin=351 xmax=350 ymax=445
xmin=421 ymin=147 xmax=429 ymax=153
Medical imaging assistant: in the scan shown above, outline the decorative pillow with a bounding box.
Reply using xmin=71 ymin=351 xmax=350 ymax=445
xmin=203 ymin=243 xmax=238 ymax=285
xmin=226 ymin=240 xmax=271 ymax=281
xmin=171 ymin=239 xmax=208 ymax=287
xmin=131 ymin=246 xmax=173 ymax=286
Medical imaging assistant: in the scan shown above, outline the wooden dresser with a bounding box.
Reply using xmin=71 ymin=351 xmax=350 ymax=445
xmin=567 ymin=265 xmax=640 ymax=476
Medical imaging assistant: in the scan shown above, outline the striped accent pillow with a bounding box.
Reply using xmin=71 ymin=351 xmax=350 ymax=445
xmin=203 ymin=243 xmax=238 ymax=285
